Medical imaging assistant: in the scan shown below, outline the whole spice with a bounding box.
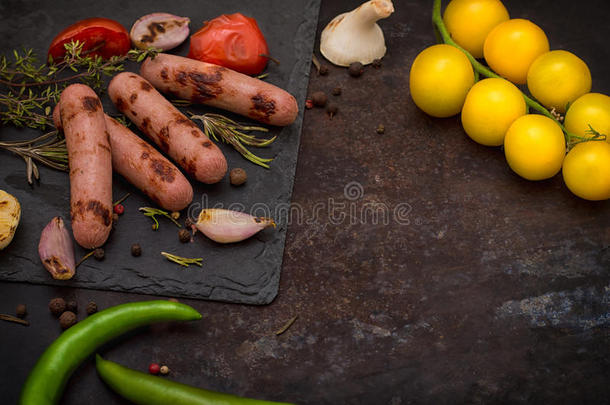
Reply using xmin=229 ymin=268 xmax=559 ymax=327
xmin=195 ymin=208 xmax=276 ymax=243
xmin=86 ymin=301 xmax=98 ymax=315
xmin=326 ymin=104 xmax=338 ymax=119
xmin=348 ymin=62 xmax=364 ymax=77
xmin=59 ymin=311 xmax=77 ymax=330
xmin=131 ymin=243 xmax=142 ymax=257
xmin=113 ymin=204 xmax=125 ymax=215
xmin=19 ymin=301 xmax=202 ymax=405
xmin=305 ymin=99 xmax=314 ymax=109
xmin=112 ymin=213 xmax=119 ymax=227
xmin=149 ymin=363 xmax=161 ymax=375
xmin=139 ymin=207 xmax=182 ymax=230
xmin=38 ymin=217 xmax=76 ymax=280
xmin=16 ymin=304 xmax=27 ymax=318
xmin=311 ymin=91 xmax=327 ymax=107
xmin=49 ymin=297 xmax=67 ymax=317
xmin=372 ymin=58 xmax=383 ymax=68
xmin=376 ymin=124 xmax=385 ymax=134
xmin=66 ymin=300 xmax=78 ymax=313
xmin=170 ymin=211 xmax=180 ymax=220
xmin=159 ymin=365 xmax=170 ymax=375
xmin=319 ymin=65 xmax=329 ymax=75
xmin=184 ymin=218 xmax=193 ymax=228
xmin=332 ymin=87 xmax=342 ymax=96
xmin=178 ymin=229 xmax=191 ymax=243
xmin=96 ymin=355 xmax=295 ymax=405
xmin=230 ymin=168 xmax=248 ymax=186
xmin=93 ymin=248 xmax=105 ymax=261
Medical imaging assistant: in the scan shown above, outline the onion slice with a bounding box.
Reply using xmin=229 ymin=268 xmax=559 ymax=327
xmin=195 ymin=209 xmax=275 ymax=244
xmin=38 ymin=217 xmax=76 ymax=280
xmin=130 ymin=13 xmax=190 ymax=51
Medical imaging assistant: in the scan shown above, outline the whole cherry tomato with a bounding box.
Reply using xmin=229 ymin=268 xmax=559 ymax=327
xmin=187 ymin=13 xmax=269 ymax=75
xmin=48 ymin=17 xmax=131 ymax=62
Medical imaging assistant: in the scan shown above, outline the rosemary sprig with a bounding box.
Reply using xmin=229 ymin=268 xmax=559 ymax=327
xmin=0 ymin=130 xmax=67 ymax=184
xmin=139 ymin=207 xmax=182 ymax=230
xmin=190 ymin=113 xmax=276 ymax=169
xmin=161 ymin=252 xmax=203 ymax=267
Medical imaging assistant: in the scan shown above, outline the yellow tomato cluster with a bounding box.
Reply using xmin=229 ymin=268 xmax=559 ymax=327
xmin=409 ymin=0 xmax=610 ymax=201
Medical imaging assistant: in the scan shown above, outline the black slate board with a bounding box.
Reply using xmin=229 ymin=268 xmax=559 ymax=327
xmin=0 ymin=0 xmax=321 ymax=304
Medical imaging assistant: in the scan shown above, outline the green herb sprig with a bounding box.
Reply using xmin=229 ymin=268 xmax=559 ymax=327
xmin=161 ymin=252 xmax=203 ymax=267
xmin=190 ymin=113 xmax=277 ymax=169
xmin=139 ymin=207 xmax=182 ymax=230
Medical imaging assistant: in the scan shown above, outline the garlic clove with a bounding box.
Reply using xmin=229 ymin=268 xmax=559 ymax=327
xmin=195 ymin=209 xmax=275 ymax=244
xmin=0 ymin=190 xmax=20 ymax=250
xmin=130 ymin=13 xmax=190 ymax=51
xmin=38 ymin=217 xmax=76 ymax=280
xmin=320 ymin=0 xmax=394 ymax=67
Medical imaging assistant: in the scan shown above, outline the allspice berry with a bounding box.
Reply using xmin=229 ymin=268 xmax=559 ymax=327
xmin=93 ymin=248 xmax=105 ymax=261
xmin=230 ymin=168 xmax=247 ymax=186
xmin=16 ymin=304 xmax=27 ymax=319
xmin=348 ymin=62 xmax=364 ymax=77
xmin=331 ymin=87 xmax=342 ymax=96
xmin=59 ymin=311 xmax=77 ymax=329
xmin=49 ymin=297 xmax=66 ymax=317
xmin=86 ymin=301 xmax=98 ymax=315
xmin=178 ymin=229 xmax=191 ymax=243
xmin=131 ymin=243 xmax=142 ymax=257
xmin=326 ymin=104 xmax=338 ymax=119
xmin=66 ymin=300 xmax=78 ymax=313
xmin=311 ymin=91 xmax=327 ymax=107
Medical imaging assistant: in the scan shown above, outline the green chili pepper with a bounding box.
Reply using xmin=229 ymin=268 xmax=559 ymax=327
xmin=19 ymin=300 xmax=202 ymax=405
xmin=95 ymin=355 xmax=295 ymax=405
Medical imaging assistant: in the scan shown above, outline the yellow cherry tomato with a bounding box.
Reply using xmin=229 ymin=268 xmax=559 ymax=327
xmin=409 ymin=44 xmax=475 ymax=118
xmin=504 ymin=114 xmax=566 ymax=180
xmin=461 ymin=78 xmax=526 ymax=146
xmin=562 ymin=141 xmax=610 ymax=201
xmin=484 ymin=19 xmax=549 ymax=84
xmin=443 ymin=0 xmax=509 ymax=59
xmin=564 ymin=93 xmax=610 ymax=143
xmin=527 ymin=50 xmax=592 ymax=114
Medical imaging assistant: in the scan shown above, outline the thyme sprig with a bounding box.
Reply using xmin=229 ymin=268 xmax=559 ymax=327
xmin=190 ymin=113 xmax=276 ymax=169
xmin=161 ymin=252 xmax=203 ymax=267
xmin=139 ymin=207 xmax=182 ymax=230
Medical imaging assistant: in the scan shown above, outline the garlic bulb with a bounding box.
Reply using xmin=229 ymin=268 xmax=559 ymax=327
xmin=320 ymin=0 xmax=394 ymax=67
xmin=0 ymin=190 xmax=20 ymax=250
xmin=195 ymin=209 xmax=275 ymax=244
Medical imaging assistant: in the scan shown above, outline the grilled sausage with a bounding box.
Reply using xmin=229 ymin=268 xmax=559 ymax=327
xmin=59 ymin=84 xmax=112 ymax=249
xmin=54 ymin=106 xmax=194 ymax=211
xmin=140 ymin=53 xmax=298 ymax=126
xmin=108 ymin=72 xmax=227 ymax=184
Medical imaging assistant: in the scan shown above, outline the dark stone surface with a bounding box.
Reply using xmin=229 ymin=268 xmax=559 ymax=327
xmin=0 ymin=0 xmax=321 ymax=304
xmin=1 ymin=0 xmax=610 ymax=404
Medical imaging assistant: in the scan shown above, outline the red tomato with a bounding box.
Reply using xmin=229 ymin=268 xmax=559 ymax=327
xmin=48 ymin=17 xmax=131 ymax=62
xmin=187 ymin=13 xmax=269 ymax=75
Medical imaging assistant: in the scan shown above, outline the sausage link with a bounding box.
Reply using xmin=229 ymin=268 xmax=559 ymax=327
xmin=108 ymin=72 xmax=227 ymax=184
xmin=140 ymin=53 xmax=298 ymax=126
xmin=59 ymin=84 xmax=112 ymax=249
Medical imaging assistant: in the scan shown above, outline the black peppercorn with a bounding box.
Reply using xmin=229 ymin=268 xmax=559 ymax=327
xmin=230 ymin=168 xmax=247 ymax=186
xmin=311 ymin=91 xmax=327 ymax=107
xmin=93 ymin=248 xmax=104 ymax=261
xmin=331 ymin=87 xmax=342 ymax=96
xmin=59 ymin=311 xmax=77 ymax=329
xmin=66 ymin=300 xmax=78 ymax=313
xmin=131 ymin=243 xmax=142 ymax=257
xmin=178 ymin=229 xmax=191 ymax=243
xmin=348 ymin=62 xmax=364 ymax=77
xmin=372 ymin=58 xmax=382 ymax=69
xmin=326 ymin=104 xmax=338 ymax=119
xmin=86 ymin=301 xmax=98 ymax=315
xmin=319 ymin=65 xmax=329 ymax=76
xmin=49 ymin=297 xmax=66 ymax=317
xmin=16 ymin=304 xmax=27 ymax=318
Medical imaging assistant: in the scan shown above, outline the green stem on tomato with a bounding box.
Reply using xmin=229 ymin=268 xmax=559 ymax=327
xmin=431 ymin=0 xmax=578 ymax=145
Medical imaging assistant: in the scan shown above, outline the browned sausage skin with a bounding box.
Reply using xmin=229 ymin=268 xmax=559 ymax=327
xmin=59 ymin=84 xmax=112 ymax=249
xmin=104 ymin=116 xmax=193 ymax=211
xmin=140 ymin=53 xmax=299 ymax=126
xmin=108 ymin=72 xmax=227 ymax=184
xmin=54 ymin=105 xmax=194 ymax=211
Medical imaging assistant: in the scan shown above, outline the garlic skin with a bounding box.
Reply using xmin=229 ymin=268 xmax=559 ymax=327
xmin=0 ymin=190 xmax=20 ymax=250
xmin=38 ymin=217 xmax=76 ymax=280
xmin=130 ymin=13 xmax=190 ymax=51
xmin=195 ymin=209 xmax=275 ymax=244
xmin=320 ymin=0 xmax=394 ymax=67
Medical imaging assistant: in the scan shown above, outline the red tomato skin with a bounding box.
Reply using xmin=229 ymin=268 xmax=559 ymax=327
xmin=187 ymin=13 xmax=269 ymax=75
xmin=48 ymin=18 xmax=130 ymax=62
